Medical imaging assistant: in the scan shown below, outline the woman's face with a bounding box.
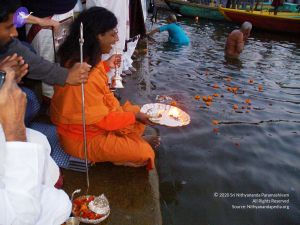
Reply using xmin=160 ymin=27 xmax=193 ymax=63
xmin=98 ymin=28 xmax=119 ymax=54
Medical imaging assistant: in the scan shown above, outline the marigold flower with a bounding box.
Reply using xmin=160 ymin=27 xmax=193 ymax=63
xmin=212 ymin=120 xmax=219 ymax=125
xmin=194 ymin=95 xmax=201 ymax=100
xmin=213 ymin=128 xmax=219 ymax=133
xmin=245 ymin=99 xmax=251 ymax=104
xmin=227 ymin=87 xmax=232 ymax=92
xmin=170 ymin=100 xmax=177 ymax=106
xmin=206 ymin=101 xmax=212 ymax=106
xmin=225 ymin=76 xmax=232 ymax=82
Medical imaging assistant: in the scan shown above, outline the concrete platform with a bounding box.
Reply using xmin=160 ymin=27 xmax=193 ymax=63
xmin=63 ymin=164 xmax=162 ymax=225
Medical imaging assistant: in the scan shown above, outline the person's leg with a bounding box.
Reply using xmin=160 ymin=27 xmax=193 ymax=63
xmin=88 ymin=131 xmax=156 ymax=169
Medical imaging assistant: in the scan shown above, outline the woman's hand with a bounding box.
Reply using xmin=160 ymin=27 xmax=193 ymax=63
xmin=105 ymin=54 xmax=122 ymax=69
xmin=135 ymin=112 xmax=155 ymax=125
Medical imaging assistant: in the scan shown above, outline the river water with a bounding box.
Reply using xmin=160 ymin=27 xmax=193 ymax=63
xmin=122 ymin=17 xmax=300 ymax=225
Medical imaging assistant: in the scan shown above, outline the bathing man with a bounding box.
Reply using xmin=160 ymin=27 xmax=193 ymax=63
xmin=147 ymin=14 xmax=190 ymax=45
xmin=225 ymin=21 xmax=252 ymax=58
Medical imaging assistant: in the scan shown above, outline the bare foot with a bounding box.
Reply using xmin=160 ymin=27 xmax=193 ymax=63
xmin=143 ymin=135 xmax=161 ymax=149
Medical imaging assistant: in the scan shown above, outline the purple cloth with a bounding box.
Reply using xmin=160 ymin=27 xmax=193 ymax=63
xmin=22 ymin=0 xmax=77 ymax=17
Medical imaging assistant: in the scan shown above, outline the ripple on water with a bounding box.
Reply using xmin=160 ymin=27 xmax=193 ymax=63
xmin=146 ymin=17 xmax=300 ymax=225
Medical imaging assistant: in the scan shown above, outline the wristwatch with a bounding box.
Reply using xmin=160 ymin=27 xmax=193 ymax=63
xmin=0 ymin=70 xmax=6 ymax=88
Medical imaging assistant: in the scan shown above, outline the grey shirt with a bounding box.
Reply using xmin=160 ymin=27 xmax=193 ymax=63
xmin=0 ymin=39 xmax=68 ymax=86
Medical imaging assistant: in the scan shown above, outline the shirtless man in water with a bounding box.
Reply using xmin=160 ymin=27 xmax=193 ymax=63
xmin=225 ymin=22 xmax=252 ymax=58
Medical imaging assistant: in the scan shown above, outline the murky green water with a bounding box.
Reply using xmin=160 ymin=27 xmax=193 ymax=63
xmin=122 ymin=17 xmax=300 ymax=225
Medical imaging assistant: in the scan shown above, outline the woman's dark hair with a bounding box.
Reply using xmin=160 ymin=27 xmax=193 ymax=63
xmin=0 ymin=0 xmax=20 ymax=23
xmin=58 ymin=7 xmax=118 ymax=67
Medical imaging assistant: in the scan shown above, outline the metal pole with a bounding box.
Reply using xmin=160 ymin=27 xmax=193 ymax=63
xmin=79 ymin=22 xmax=90 ymax=193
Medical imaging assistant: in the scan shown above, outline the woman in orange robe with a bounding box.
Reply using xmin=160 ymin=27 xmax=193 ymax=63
xmin=50 ymin=7 xmax=157 ymax=170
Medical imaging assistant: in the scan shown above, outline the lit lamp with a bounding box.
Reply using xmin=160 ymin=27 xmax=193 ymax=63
xmin=167 ymin=107 xmax=180 ymax=121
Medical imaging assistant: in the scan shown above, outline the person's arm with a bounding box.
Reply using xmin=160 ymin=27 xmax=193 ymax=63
xmin=2 ymin=39 xmax=90 ymax=86
xmin=96 ymin=111 xmax=136 ymax=131
xmin=26 ymin=15 xmax=60 ymax=30
xmin=147 ymin=28 xmax=160 ymax=36
xmin=96 ymin=111 xmax=154 ymax=131
xmin=236 ymin=34 xmax=245 ymax=54
xmin=0 ymin=68 xmax=41 ymax=224
xmin=0 ymin=68 xmax=26 ymax=141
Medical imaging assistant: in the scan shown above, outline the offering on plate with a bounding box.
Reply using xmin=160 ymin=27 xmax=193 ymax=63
xmin=72 ymin=194 xmax=110 ymax=223
xmin=167 ymin=107 xmax=180 ymax=121
xmin=141 ymin=103 xmax=190 ymax=127
xmin=88 ymin=194 xmax=110 ymax=215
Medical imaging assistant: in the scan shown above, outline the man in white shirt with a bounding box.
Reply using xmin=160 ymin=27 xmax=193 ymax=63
xmin=0 ymin=61 xmax=71 ymax=225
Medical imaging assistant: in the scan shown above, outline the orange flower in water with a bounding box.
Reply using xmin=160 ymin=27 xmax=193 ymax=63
xmin=194 ymin=95 xmax=201 ymax=100
xmin=258 ymin=84 xmax=263 ymax=92
xmin=213 ymin=93 xmax=219 ymax=97
xmin=248 ymin=79 xmax=254 ymax=84
xmin=227 ymin=87 xmax=232 ymax=92
xmin=245 ymin=99 xmax=251 ymax=104
xmin=212 ymin=120 xmax=219 ymax=125
xmin=207 ymin=96 xmax=213 ymax=102
xmin=232 ymin=87 xmax=238 ymax=94
xmin=233 ymin=104 xmax=238 ymax=110
xmin=206 ymin=101 xmax=212 ymax=106
xmin=170 ymin=100 xmax=177 ymax=106
xmin=213 ymin=84 xmax=219 ymax=89
xmin=202 ymin=96 xmax=207 ymax=102
xmin=225 ymin=76 xmax=232 ymax=82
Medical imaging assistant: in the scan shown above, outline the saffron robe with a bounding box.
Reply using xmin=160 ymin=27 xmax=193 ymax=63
xmin=50 ymin=61 xmax=155 ymax=170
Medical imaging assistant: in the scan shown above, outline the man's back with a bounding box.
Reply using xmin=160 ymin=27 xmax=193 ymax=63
xmin=159 ymin=23 xmax=190 ymax=45
xmin=225 ymin=29 xmax=244 ymax=58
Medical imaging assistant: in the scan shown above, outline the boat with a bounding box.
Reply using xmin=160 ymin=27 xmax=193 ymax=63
xmin=164 ymin=0 xmax=226 ymax=21
xmin=219 ymin=7 xmax=300 ymax=34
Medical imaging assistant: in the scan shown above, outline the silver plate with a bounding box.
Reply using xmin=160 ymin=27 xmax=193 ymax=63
xmin=77 ymin=210 xmax=110 ymax=224
xmin=141 ymin=103 xmax=190 ymax=127
xmin=72 ymin=195 xmax=110 ymax=224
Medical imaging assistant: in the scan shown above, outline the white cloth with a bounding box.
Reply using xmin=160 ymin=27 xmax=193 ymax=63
xmin=0 ymin=126 xmax=71 ymax=225
xmin=123 ymin=36 xmax=139 ymax=71
xmin=86 ymin=0 xmax=130 ymax=80
xmin=141 ymin=0 xmax=147 ymax=22
xmin=25 ymin=10 xmax=74 ymax=98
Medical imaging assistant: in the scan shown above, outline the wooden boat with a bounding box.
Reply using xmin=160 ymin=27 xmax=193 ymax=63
xmin=219 ymin=7 xmax=300 ymax=34
xmin=164 ymin=0 xmax=225 ymax=21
